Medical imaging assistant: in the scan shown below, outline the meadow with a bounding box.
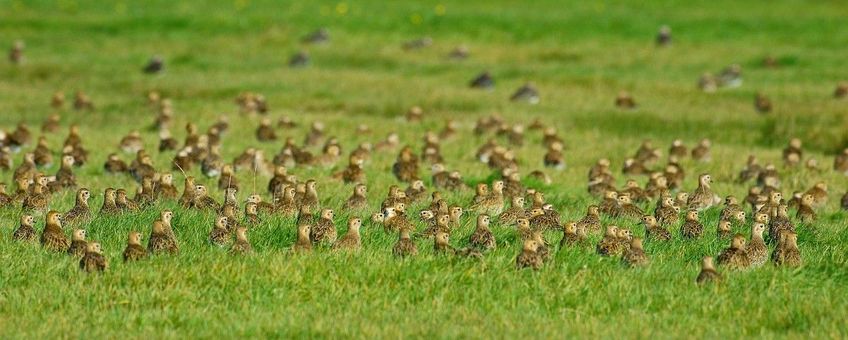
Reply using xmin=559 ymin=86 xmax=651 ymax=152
xmin=1 ymin=0 xmax=848 ymax=338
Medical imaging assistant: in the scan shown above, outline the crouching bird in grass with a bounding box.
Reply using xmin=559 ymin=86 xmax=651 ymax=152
xmin=63 ymin=188 xmax=91 ymax=226
xmin=229 ymin=227 xmax=253 ymax=255
xmin=622 ymin=238 xmax=648 ymax=267
xmin=392 ymin=228 xmax=418 ymax=258
xmin=717 ymin=234 xmax=750 ymax=270
xmin=696 ymin=256 xmax=722 ymax=285
xmin=148 ymin=221 xmax=179 ymax=255
xmin=80 ymin=242 xmax=108 ymax=273
xmin=516 ymin=240 xmax=543 ymax=270
xmin=123 ymin=231 xmax=148 ymax=262
xmin=13 ymin=214 xmax=37 ymax=243
xmin=67 ymin=229 xmax=87 ymax=257
xmin=292 ymin=224 xmax=313 ymax=254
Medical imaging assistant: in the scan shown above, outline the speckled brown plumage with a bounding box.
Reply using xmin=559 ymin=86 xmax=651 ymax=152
xmin=66 ymin=229 xmax=87 ymax=257
xmin=717 ymin=234 xmax=750 ymax=270
xmin=13 ymin=214 xmax=37 ymax=243
xmin=311 ymin=209 xmax=337 ymax=245
xmin=696 ymin=257 xmax=722 ymax=285
xmin=40 ymin=211 xmax=69 ymax=252
xmin=79 ymin=242 xmax=108 ymax=273
xmin=123 ymin=231 xmax=148 ymax=262
xmin=468 ymin=214 xmax=496 ymax=251
xmin=148 ymin=220 xmax=179 ymax=255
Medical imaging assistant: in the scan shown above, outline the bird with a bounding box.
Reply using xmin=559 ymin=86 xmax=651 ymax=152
xmin=289 ymin=51 xmax=310 ymax=68
xmin=755 ymin=92 xmax=772 ymax=114
xmin=143 ymin=56 xmax=164 ymax=74
xmin=116 ymin=188 xmax=139 ymax=213
xmin=804 ymin=182 xmax=828 ymax=206
xmin=332 ymin=218 xmax=362 ymax=251
xmin=617 ymin=194 xmax=644 ymax=219
xmin=577 ymin=205 xmax=601 ymax=234
xmin=642 ymin=215 xmax=671 ymax=241
xmin=148 ymin=220 xmax=179 ymax=255
xmin=515 ymin=240 xmax=543 ymax=270
xmin=311 ymin=209 xmax=338 ymax=245
xmin=747 ymin=223 xmax=768 ymax=267
xmin=680 ymin=210 xmax=704 ymax=239
xmin=510 ymin=83 xmax=540 ymax=104
xmin=123 ymin=231 xmax=148 ymax=262
xmin=656 ymin=25 xmax=671 ymax=46
xmin=772 ymin=232 xmax=801 ymax=267
xmin=156 ymin=173 xmax=179 ymax=199
xmin=9 ymin=40 xmax=25 ymax=64
xmin=835 ymin=82 xmax=848 ymax=98
xmin=615 ymin=91 xmax=637 ymax=109
xmin=622 ymin=238 xmax=648 ymax=267
xmin=690 ymin=139 xmax=712 ymax=162
xmin=343 ymin=184 xmax=368 ymax=211
xmin=67 ymin=229 xmax=87 ymax=257
xmin=717 ymin=234 xmax=750 ymax=270
xmin=100 ymin=188 xmax=120 ymax=215
xmin=468 ymin=214 xmax=496 ymax=251
xmin=178 ymin=176 xmax=197 ymax=208
xmin=472 ymin=180 xmax=505 ymax=216
xmin=392 ymin=228 xmax=418 ymax=258
xmin=796 ymin=194 xmax=817 ymax=222
xmin=302 ymin=28 xmax=329 ymax=43
xmin=40 ymin=211 xmax=69 ymax=252
xmin=716 ymin=220 xmax=733 ymax=240
xmin=689 ymin=174 xmax=720 ymax=211
xmin=21 ymin=176 xmax=50 ymax=212
xmin=498 ymin=196 xmax=525 ymax=225
xmin=246 ymin=194 xmax=274 ymax=215
xmin=191 ymin=185 xmax=220 ymax=211
xmin=717 ymin=64 xmax=742 ymax=88
xmin=696 ymin=256 xmax=722 ymax=285
xmin=79 ymin=242 xmax=108 ymax=273
xmin=598 ymin=191 xmax=621 ymax=217
xmin=13 ymin=214 xmax=37 ymax=243
xmin=293 ymin=224 xmax=313 ymax=253
xmin=469 ymin=71 xmax=494 ymax=89
xmin=209 ymin=216 xmax=231 ymax=247
xmin=560 ymin=221 xmax=588 ymax=248
xmin=596 ymin=226 xmax=621 ymax=256
xmin=718 ymin=196 xmax=743 ymax=222
xmin=229 ymin=227 xmax=253 ymax=255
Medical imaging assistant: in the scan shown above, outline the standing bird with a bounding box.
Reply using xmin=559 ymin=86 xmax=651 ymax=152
xmin=67 ymin=229 xmax=87 ymax=257
xmin=148 ymin=220 xmax=179 ymax=255
xmin=40 ymin=211 xmax=69 ymax=252
xmin=747 ymin=223 xmax=768 ymax=267
xmin=79 ymin=242 xmax=108 ymax=273
xmin=293 ymin=224 xmax=312 ymax=253
xmin=696 ymin=257 xmax=722 ymax=285
xmin=63 ymin=188 xmax=91 ymax=225
xmin=332 ymin=218 xmax=362 ymax=251
xmin=13 ymin=214 xmax=37 ymax=243
xmin=689 ymin=174 xmax=720 ymax=210
xmin=123 ymin=231 xmax=148 ymax=262
xmin=796 ymin=194 xmax=817 ymax=222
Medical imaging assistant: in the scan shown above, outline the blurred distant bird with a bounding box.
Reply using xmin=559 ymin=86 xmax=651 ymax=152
xmin=717 ymin=64 xmax=742 ymax=88
xmin=656 ymin=25 xmax=672 ymax=46
xmin=402 ymin=37 xmax=432 ymax=51
xmin=448 ymin=45 xmax=469 ymax=60
xmin=289 ymin=51 xmax=310 ymax=68
xmin=469 ymin=71 xmax=494 ymax=89
xmin=696 ymin=256 xmax=721 ymax=285
xmin=755 ymin=92 xmax=772 ymax=114
xmin=143 ymin=56 xmax=164 ymax=74
xmin=9 ymin=40 xmax=24 ymax=64
xmin=615 ymin=91 xmax=637 ymax=109
xmin=835 ymin=82 xmax=848 ymax=98
xmin=510 ymin=83 xmax=539 ymax=104
xmin=698 ymin=73 xmax=717 ymax=93
xmin=302 ymin=28 xmax=329 ymax=44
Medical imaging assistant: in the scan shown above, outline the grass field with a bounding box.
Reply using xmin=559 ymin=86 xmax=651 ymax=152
xmin=2 ymin=0 xmax=848 ymax=338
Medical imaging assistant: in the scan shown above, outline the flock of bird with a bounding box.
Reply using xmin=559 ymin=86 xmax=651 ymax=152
xmin=3 ymin=27 xmax=848 ymax=283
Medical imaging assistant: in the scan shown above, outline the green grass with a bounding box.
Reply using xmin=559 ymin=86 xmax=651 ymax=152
xmin=2 ymin=0 xmax=848 ymax=338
